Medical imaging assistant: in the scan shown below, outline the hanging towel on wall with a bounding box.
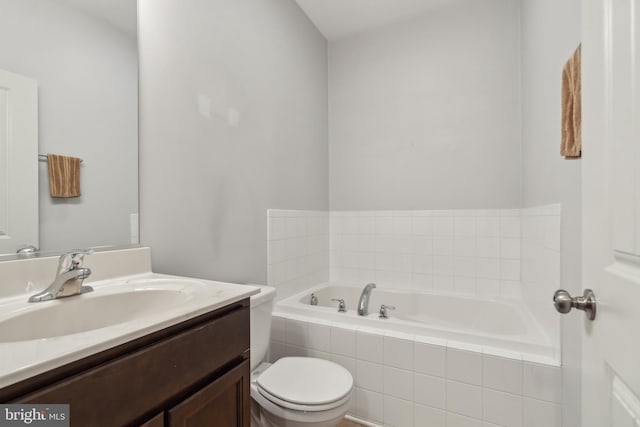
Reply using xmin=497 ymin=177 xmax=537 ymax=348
xmin=561 ymin=44 xmax=582 ymax=158
xmin=47 ymin=154 xmax=81 ymax=198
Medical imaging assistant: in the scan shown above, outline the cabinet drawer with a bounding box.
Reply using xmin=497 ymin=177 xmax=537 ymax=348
xmin=17 ymin=305 xmax=249 ymax=427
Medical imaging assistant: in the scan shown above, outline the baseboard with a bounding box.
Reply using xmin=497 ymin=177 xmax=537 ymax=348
xmin=345 ymin=414 xmax=383 ymax=427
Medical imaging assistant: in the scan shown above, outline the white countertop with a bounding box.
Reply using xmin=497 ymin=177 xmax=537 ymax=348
xmin=0 ymin=272 xmax=259 ymax=389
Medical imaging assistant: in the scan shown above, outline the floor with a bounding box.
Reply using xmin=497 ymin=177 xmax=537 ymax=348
xmin=338 ymin=420 xmax=364 ymax=427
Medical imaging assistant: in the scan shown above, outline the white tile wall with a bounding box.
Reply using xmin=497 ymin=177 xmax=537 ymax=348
xmin=357 ymin=388 xmax=384 ymax=424
xmin=385 ymin=395 xmax=414 ymax=427
xmin=521 ymin=205 xmax=562 ymax=357
xmin=329 ymin=210 xmax=523 ymax=298
xmin=357 ymin=360 xmax=384 ymax=393
xmin=266 ymin=206 xmax=563 ymax=427
xmin=267 ymin=208 xmax=560 ymax=329
xmin=384 ymin=366 xmax=414 ymax=401
xmin=524 ymin=397 xmax=562 ymax=427
xmin=267 ymin=210 xmax=329 ymax=300
xmin=357 ymin=330 xmax=384 ymax=364
xmin=269 ymin=314 xmax=562 ymax=427
xmin=414 ymin=373 xmax=446 ymax=408
xmin=523 ymin=362 xmax=563 ymax=403
xmin=414 ymin=403 xmax=446 ymax=427
xmin=384 ymin=335 xmax=414 ymax=370
xmin=447 ymin=413 xmax=483 ymax=427
xmin=483 ymin=355 xmax=523 ymax=395
xmin=414 ymin=340 xmax=447 ymax=377
xmin=483 ymin=388 xmax=523 ymax=427
xmin=446 ymin=380 xmax=483 ymax=419
xmin=447 ymin=348 xmax=482 ymax=386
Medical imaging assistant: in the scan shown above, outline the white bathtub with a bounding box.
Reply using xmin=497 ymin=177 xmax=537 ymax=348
xmin=275 ymin=283 xmax=557 ymax=364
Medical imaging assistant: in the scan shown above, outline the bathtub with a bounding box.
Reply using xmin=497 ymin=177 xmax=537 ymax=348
xmin=274 ymin=283 xmax=556 ymax=364
xmin=270 ymin=283 xmax=562 ymax=427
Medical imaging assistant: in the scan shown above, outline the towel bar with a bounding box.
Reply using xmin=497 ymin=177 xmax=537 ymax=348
xmin=38 ymin=154 xmax=83 ymax=163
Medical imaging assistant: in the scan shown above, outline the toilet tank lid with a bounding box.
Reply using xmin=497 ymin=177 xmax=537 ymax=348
xmin=248 ymin=284 xmax=276 ymax=307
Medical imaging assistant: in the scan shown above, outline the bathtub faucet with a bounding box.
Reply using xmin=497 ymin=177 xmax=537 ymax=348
xmin=357 ymin=283 xmax=377 ymax=316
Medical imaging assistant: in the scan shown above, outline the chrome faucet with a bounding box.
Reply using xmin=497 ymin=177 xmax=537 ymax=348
xmin=28 ymin=249 xmax=94 ymax=303
xmin=357 ymin=283 xmax=377 ymax=316
xmin=331 ymin=298 xmax=347 ymax=313
xmin=378 ymin=304 xmax=396 ymax=319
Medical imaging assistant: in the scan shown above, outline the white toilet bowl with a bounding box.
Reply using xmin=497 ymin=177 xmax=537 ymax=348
xmin=251 ymin=358 xmax=353 ymax=427
xmin=249 ymin=286 xmax=353 ymax=427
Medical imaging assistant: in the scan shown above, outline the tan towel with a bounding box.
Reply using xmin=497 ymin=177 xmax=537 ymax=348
xmin=47 ymin=154 xmax=81 ymax=198
xmin=561 ymin=44 xmax=582 ymax=158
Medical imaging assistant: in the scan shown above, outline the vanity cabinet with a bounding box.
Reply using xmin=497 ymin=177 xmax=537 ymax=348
xmin=167 ymin=360 xmax=249 ymax=427
xmin=0 ymin=299 xmax=250 ymax=427
xmin=140 ymin=414 xmax=165 ymax=427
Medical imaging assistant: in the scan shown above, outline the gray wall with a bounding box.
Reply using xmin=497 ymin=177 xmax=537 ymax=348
xmin=0 ymin=0 xmax=138 ymax=254
xmin=328 ymin=0 xmax=521 ymax=210
xmin=520 ymin=0 xmax=582 ymax=425
xmin=138 ymin=0 xmax=328 ymax=284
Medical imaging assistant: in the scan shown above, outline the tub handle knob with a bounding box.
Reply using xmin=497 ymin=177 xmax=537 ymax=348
xmin=331 ymin=298 xmax=347 ymax=313
xmin=553 ymin=289 xmax=596 ymax=320
xmin=379 ymin=304 xmax=396 ymax=319
xmin=310 ymin=293 xmax=318 ymax=305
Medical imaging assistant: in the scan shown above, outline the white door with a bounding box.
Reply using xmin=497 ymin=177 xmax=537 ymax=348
xmin=0 ymin=69 xmax=38 ymax=254
xmin=582 ymin=0 xmax=640 ymax=425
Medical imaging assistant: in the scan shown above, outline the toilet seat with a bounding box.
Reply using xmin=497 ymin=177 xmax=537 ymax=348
xmin=257 ymin=386 xmax=352 ymax=412
xmin=255 ymin=357 xmax=353 ymax=412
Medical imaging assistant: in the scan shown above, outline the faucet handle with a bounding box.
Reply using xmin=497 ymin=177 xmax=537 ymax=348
xmin=59 ymin=249 xmax=94 ymax=269
xmin=331 ymin=298 xmax=347 ymax=313
xmin=379 ymin=304 xmax=396 ymax=319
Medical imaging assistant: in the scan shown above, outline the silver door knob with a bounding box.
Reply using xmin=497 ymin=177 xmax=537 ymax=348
xmin=553 ymin=289 xmax=596 ymax=320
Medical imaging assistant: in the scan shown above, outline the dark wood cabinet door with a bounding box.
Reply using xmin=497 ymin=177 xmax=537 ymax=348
xmin=140 ymin=413 xmax=164 ymax=427
xmin=168 ymin=360 xmax=250 ymax=427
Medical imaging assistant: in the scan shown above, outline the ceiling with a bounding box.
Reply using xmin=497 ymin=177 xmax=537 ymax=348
xmin=295 ymin=0 xmax=460 ymax=41
xmin=58 ymin=0 xmax=137 ymax=37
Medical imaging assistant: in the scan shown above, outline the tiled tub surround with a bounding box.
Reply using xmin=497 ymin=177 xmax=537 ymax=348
xmin=266 ymin=207 xmax=564 ymax=427
xmin=329 ymin=209 xmax=523 ymax=298
xmin=521 ymin=206 xmax=562 ymax=353
xmin=269 ymin=313 xmax=562 ymax=427
xmin=267 ymin=210 xmax=330 ymax=300
xmin=267 ymin=207 xmax=562 ymax=348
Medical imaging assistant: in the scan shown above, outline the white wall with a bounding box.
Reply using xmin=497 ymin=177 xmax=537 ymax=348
xmin=0 ymin=0 xmax=138 ymax=253
xmin=520 ymin=0 xmax=582 ymax=425
xmin=138 ymin=0 xmax=328 ymax=285
xmin=328 ymin=0 xmax=521 ymax=210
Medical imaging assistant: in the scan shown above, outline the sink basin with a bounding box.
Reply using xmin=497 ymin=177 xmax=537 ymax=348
xmin=0 ymin=279 xmax=203 ymax=342
xmin=0 ymin=269 xmax=259 ymax=391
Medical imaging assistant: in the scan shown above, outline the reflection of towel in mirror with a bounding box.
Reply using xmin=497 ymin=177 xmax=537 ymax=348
xmin=47 ymin=154 xmax=81 ymax=198
xmin=561 ymin=44 xmax=581 ymax=159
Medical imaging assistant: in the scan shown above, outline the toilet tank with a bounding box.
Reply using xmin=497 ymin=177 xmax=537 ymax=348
xmin=249 ymin=285 xmax=276 ymax=370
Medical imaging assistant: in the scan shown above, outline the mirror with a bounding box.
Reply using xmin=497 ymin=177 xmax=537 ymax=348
xmin=0 ymin=0 xmax=138 ymax=257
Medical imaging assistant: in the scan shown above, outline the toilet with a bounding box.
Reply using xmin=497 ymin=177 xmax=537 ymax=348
xmin=249 ymin=285 xmax=354 ymax=427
